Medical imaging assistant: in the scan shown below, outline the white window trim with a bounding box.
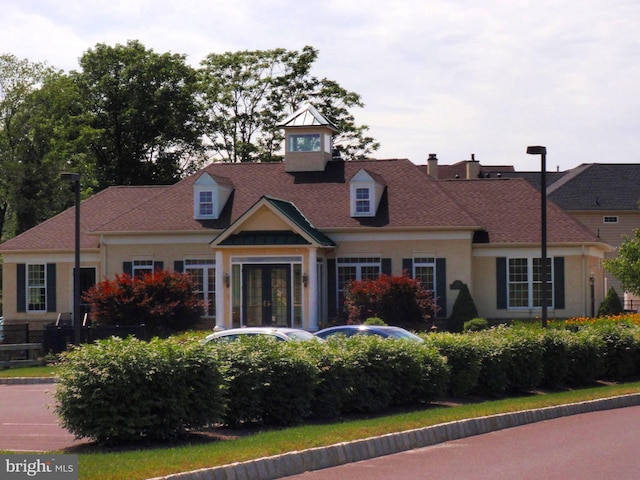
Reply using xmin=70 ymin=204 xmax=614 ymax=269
xmin=603 ymin=216 xmax=619 ymax=224
xmin=26 ymin=263 xmax=47 ymax=313
xmin=507 ymin=257 xmax=554 ymax=309
xmin=194 ymin=185 xmax=217 ymax=220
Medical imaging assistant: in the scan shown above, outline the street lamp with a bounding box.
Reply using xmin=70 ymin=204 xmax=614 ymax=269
xmin=526 ymin=146 xmax=548 ymax=328
xmin=589 ymin=273 xmax=595 ymax=318
xmin=61 ymin=172 xmax=81 ymax=344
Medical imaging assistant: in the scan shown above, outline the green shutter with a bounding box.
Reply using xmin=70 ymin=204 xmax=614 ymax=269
xmin=154 ymin=261 xmax=164 ymax=272
xmin=174 ymin=261 xmax=184 ymax=272
xmin=17 ymin=264 xmax=26 ymax=313
xmin=327 ymin=259 xmax=337 ymax=320
xmin=381 ymin=258 xmax=392 ymax=275
xmin=402 ymin=258 xmax=413 ymax=277
xmin=123 ymin=262 xmax=133 ymax=276
xmin=554 ymin=257 xmax=565 ymax=309
xmin=46 ymin=264 xmax=57 ymax=312
xmin=497 ymin=257 xmax=507 ymax=309
xmin=435 ymin=258 xmax=446 ymax=317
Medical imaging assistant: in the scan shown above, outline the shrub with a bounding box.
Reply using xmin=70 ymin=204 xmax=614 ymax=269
xmin=364 ymin=317 xmax=387 ymax=326
xmin=590 ymin=323 xmax=639 ymax=381
xmin=211 ymin=337 xmax=317 ymax=427
xmin=54 ymin=337 xmax=224 ymax=446
xmin=500 ymin=327 xmax=545 ymax=393
xmin=464 ymin=318 xmax=489 ymax=332
xmin=425 ymin=332 xmax=482 ymax=396
xmin=565 ymin=328 xmax=605 ymax=386
xmin=344 ymin=274 xmax=437 ymax=326
xmin=598 ymin=287 xmax=624 ymax=317
xmin=539 ymin=328 xmax=571 ymax=388
xmin=469 ymin=331 xmax=510 ymax=396
xmin=83 ymin=270 xmax=205 ymax=335
xmin=447 ymin=283 xmax=478 ymax=333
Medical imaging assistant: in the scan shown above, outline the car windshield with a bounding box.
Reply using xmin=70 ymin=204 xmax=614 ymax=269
xmin=384 ymin=328 xmax=424 ymax=342
xmin=283 ymin=330 xmax=317 ymax=341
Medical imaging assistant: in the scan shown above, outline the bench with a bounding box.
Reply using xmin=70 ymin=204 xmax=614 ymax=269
xmin=0 ymin=343 xmax=43 ymax=368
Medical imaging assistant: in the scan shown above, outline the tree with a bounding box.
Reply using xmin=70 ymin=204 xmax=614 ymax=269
xmin=598 ymin=287 xmax=624 ymax=317
xmin=448 ymin=283 xmax=479 ymax=333
xmin=198 ymin=46 xmax=379 ymax=163
xmin=74 ymin=40 xmax=205 ymax=189
xmin=603 ymin=229 xmax=640 ymax=297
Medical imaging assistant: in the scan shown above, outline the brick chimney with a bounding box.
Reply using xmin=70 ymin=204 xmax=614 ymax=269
xmin=427 ymin=153 xmax=438 ymax=179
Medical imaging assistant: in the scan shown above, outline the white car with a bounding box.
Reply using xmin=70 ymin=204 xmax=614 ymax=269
xmin=0 ymin=316 xmax=4 ymax=342
xmin=203 ymin=327 xmax=320 ymax=343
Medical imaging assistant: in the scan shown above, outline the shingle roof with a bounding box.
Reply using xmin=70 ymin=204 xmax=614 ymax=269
xmin=0 ymin=186 xmax=169 ymax=252
xmin=438 ymin=178 xmax=603 ymax=244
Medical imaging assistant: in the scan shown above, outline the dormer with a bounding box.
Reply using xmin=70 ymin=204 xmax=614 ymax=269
xmin=193 ymin=172 xmax=233 ymax=220
xmin=280 ymin=103 xmax=338 ymax=172
xmin=350 ymin=169 xmax=385 ymax=217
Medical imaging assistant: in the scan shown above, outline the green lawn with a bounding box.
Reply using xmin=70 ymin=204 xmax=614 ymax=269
xmin=8 ymin=381 xmax=639 ymax=480
xmin=0 ymin=365 xmax=57 ymax=377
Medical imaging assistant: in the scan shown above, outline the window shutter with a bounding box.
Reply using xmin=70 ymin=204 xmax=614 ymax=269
xmin=381 ymin=258 xmax=392 ymax=275
xmin=496 ymin=257 xmax=507 ymax=309
xmin=554 ymin=257 xmax=565 ymax=309
xmin=46 ymin=264 xmax=57 ymax=312
xmin=154 ymin=261 xmax=164 ymax=272
xmin=174 ymin=261 xmax=184 ymax=273
xmin=402 ymin=258 xmax=413 ymax=277
xmin=123 ymin=262 xmax=132 ymax=276
xmin=435 ymin=258 xmax=446 ymax=317
xmin=17 ymin=264 xmax=26 ymax=313
xmin=327 ymin=259 xmax=337 ymax=320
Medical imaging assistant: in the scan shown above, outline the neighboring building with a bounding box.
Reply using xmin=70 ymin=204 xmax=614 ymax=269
xmin=501 ymin=163 xmax=640 ymax=310
xmin=0 ymin=105 xmax=611 ymax=331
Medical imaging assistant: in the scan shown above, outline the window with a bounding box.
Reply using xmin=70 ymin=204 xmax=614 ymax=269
xmin=184 ymin=259 xmax=215 ymax=317
xmin=288 ymin=133 xmax=321 ymax=152
xmin=199 ymin=191 xmax=214 ymax=216
xmin=413 ymin=257 xmax=435 ymax=292
xmin=27 ymin=264 xmax=46 ymax=312
xmin=603 ymin=216 xmax=619 ymax=224
xmin=508 ymin=257 xmax=553 ymax=308
xmin=355 ymin=187 xmax=371 ymax=215
xmin=132 ymin=259 xmax=154 ymax=278
xmin=336 ymin=257 xmax=381 ymax=308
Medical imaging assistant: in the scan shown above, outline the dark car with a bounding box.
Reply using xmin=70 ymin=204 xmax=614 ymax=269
xmin=314 ymin=325 xmax=424 ymax=342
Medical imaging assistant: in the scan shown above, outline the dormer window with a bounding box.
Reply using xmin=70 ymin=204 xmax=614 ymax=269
xmin=350 ymin=169 xmax=385 ymax=217
xmin=193 ymin=173 xmax=233 ymax=220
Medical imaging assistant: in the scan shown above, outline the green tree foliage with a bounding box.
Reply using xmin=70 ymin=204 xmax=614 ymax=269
xmin=74 ymin=40 xmax=205 ymax=189
xmin=603 ymin=229 xmax=640 ymax=297
xmin=598 ymin=286 xmax=624 ymax=316
xmin=82 ymin=270 xmax=205 ymax=335
xmin=198 ymin=45 xmax=379 ymax=162
xmin=344 ymin=274 xmax=437 ymax=326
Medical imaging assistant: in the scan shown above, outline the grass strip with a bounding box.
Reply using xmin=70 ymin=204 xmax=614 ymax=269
xmin=37 ymin=381 xmax=640 ymax=480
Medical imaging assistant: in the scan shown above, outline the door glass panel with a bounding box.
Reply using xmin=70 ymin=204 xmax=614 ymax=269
xmin=270 ymin=266 xmax=289 ymax=326
xmin=245 ymin=267 xmax=263 ymax=326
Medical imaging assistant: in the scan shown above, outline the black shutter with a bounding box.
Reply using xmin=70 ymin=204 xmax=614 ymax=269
xmin=381 ymin=258 xmax=392 ymax=275
xmin=17 ymin=264 xmax=26 ymax=313
xmin=123 ymin=262 xmax=132 ymax=276
xmin=496 ymin=257 xmax=507 ymax=309
xmin=554 ymin=257 xmax=565 ymax=309
xmin=402 ymin=258 xmax=413 ymax=277
xmin=46 ymin=264 xmax=57 ymax=312
xmin=174 ymin=261 xmax=184 ymax=273
xmin=327 ymin=259 xmax=337 ymax=320
xmin=154 ymin=261 xmax=164 ymax=272
xmin=435 ymin=258 xmax=447 ymax=317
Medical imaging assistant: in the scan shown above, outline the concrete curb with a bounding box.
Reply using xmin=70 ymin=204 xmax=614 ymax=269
xmin=148 ymin=393 xmax=640 ymax=480
xmin=0 ymin=377 xmax=58 ymax=384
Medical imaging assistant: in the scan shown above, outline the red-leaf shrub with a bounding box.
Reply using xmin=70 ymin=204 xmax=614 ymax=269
xmin=344 ymin=273 xmax=438 ymax=326
xmin=83 ymin=270 xmax=205 ymax=335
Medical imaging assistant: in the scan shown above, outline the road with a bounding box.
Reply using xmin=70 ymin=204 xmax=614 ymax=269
xmin=282 ymin=405 xmax=640 ymax=480
xmin=0 ymin=383 xmax=88 ymax=452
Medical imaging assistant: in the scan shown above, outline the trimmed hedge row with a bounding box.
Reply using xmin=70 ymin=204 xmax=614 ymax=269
xmin=54 ymin=321 xmax=640 ymax=445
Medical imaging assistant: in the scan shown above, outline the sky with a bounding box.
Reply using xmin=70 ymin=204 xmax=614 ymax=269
xmin=3 ymin=0 xmax=640 ymax=172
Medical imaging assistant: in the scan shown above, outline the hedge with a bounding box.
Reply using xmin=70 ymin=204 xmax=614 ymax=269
xmin=53 ymin=318 xmax=640 ymax=446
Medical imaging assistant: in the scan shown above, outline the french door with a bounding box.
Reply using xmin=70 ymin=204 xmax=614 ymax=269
xmin=243 ymin=264 xmax=291 ymax=326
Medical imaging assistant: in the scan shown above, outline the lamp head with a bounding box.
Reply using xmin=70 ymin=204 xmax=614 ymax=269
xmin=526 ymin=146 xmax=547 ymax=155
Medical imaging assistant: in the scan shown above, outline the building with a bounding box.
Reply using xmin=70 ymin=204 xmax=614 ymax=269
xmin=0 ymin=105 xmax=611 ymax=331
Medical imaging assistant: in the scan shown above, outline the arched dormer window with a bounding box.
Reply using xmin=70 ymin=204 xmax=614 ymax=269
xmin=193 ymin=173 xmax=233 ymax=220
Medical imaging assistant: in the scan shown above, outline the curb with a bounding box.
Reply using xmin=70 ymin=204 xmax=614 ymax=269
xmin=0 ymin=377 xmax=59 ymax=384
xmin=148 ymin=393 xmax=640 ymax=480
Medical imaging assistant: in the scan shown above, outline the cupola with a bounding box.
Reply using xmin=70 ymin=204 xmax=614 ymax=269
xmin=280 ymin=103 xmax=338 ymax=172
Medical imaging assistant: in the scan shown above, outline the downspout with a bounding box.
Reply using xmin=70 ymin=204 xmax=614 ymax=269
xmin=308 ymin=247 xmax=318 ymax=331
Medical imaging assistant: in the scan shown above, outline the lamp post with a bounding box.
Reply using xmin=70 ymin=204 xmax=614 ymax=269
xmin=589 ymin=273 xmax=595 ymax=318
xmin=61 ymin=172 xmax=81 ymax=345
xmin=526 ymin=146 xmax=548 ymax=328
